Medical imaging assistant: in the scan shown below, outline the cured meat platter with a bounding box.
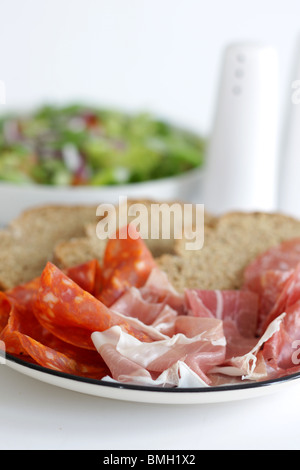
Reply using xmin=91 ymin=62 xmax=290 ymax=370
xmin=2 ymin=225 xmax=300 ymax=404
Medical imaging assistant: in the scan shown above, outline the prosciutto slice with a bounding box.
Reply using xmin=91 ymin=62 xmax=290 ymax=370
xmin=211 ymin=313 xmax=285 ymax=381
xmin=261 ymin=263 xmax=300 ymax=331
xmin=92 ymin=314 xmax=226 ymax=386
xmin=243 ymin=238 xmax=300 ymax=333
xmin=185 ymin=289 xmax=258 ymax=358
xmin=262 ymin=299 xmax=300 ymax=375
xmin=110 ymin=286 xmax=167 ymax=325
xmin=140 ymin=268 xmax=185 ymax=315
xmin=243 ymin=238 xmax=300 ymax=293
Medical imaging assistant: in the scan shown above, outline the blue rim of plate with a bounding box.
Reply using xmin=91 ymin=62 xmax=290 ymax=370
xmin=5 ymin=352 xmax=300 ymax=394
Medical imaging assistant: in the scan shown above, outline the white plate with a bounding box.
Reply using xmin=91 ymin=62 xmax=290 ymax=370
xmin=5 ymin=353 xmax=300 ymax=404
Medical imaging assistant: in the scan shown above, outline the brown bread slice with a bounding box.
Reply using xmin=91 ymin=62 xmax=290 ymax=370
xmin=53 ymin=235 xmax=107 ymax=269
xmin=0 ymin=204 xmax=100 ymax=290
xmin=156 ymin=211 xmax=300 ymax=292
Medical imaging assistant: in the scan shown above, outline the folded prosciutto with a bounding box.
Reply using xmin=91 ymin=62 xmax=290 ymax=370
xmin=91 ymin=318 xmax=226 ymax=387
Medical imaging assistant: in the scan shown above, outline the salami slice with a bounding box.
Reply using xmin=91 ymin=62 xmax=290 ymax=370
xmin=14 ymin=333 xmax=109 ymax=378
xmin=6 ymin=277 xmax=40 ymax=311
xmin=0 ymin=323 xmax=25 ymax=356
xmin=99 ymin=224 xmax=157 ymax=306
xmin=65 ymin=259 xmax=102 ymax=296
xmin=35 ymin=262 xmax=163 ymax=350
xmin=1 ymin=267 xmax=110 ymax=377
xmin=1 ymin=301 xmax=110 ymax=378
xmin=6 ymin=260 xmax=102 ymax=315
xmin=0 ymin=292 xmax=11 ymax=333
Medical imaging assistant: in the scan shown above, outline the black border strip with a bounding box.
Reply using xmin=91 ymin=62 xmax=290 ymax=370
xmin=5 ymin=352 xmax=300 ymax=394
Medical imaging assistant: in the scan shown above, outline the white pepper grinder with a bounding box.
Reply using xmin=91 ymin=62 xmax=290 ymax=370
xmin=278 ymin=37 xmax=300 ymax=218
xmin=203 ymin=43 xmax=280 ymax=214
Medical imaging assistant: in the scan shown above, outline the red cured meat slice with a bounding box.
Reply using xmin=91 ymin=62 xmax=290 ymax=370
xmin=65 ymin=259 xmax=102 ymax=296
xmin=174 ymin=315 xmax=229 ymax=377
xmin=7 ymin=277 xmax=41 ymax=311
xmin=262 ymin=301 xmax=300 ymax=375
xmin=177 ymin=312 xmax=257 ymax=359
xmin=174 ymin=315 xmax=224 ymax=340
xmin=35 ymin=262 xmax=162 ymax=349
xmin=0 ymin=292 xmax=11 ymax=333
xmin=98 ymin=224 xmax=157 ymax=306
xmin=185 ymin=289 xmax=258 ymax=337
xmin=110 ymin=287 xmax=165 ymax=325
xmin=15 ymin=333 xmax=109 ymax=379
xmin=6 ymin=259 xmax=102 ymax=313
xmin=262 ymin=263 xmax=300 ymax=331
xmin=184 ymin=290 xmax=214 ymax=318
xmin=1 ymin=300 xmax=110 ymax=377
xmin=1 ymin=302 xmax=46 ymax=355
xmin=241 ymin=239 xmax=300 ymax=334
xmin=1 ymin=260 xmax=108 ymax=372
xmin=3 ymin=259 xmax=104 ymax=350
xmin=145 ymin=318 xmax=226 ymax=377
xmin=243 ymin=238 xmax=300 ymax=293
xmin=185 ymin=289 xmax=259 ymax=358
xmin=92 ymin=318 xmax=226 ymax=386
xmin=143 ymin=337 xmax=225 ymax=385
xmin=140 ymin=268 xmax=185 ymax=315
xmin=183 ymin=343 xmax=227 ymax=384
xmin=253 ymin=269 xmax=293 ymax=334
xmin=99 ymin=343 xmax=153 ymax=383
xmin=0 ymin=322 xmax=25 ymax=357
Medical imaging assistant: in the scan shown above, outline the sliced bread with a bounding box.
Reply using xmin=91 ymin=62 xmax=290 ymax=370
xmin=0 ymin=204 xmax=100 ymax=290
xmin=156 ymin=211 xmax=300 ymax=292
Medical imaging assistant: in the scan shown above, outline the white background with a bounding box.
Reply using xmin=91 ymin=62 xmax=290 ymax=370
xmin=1 ymin=0 xmax=300 ymax=136
xmin=1 ymin=0 xmax=300 ymax=451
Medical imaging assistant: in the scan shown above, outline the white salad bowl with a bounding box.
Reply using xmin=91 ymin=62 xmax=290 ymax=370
xmin=0 ymin=167 xmax=204 ymax=225
xmin=0 ymin=105 xmax=206 ymax=225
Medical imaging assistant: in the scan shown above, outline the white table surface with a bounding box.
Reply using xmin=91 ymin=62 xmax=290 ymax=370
xmin=1 ymin=362 xmax=300 ymax=450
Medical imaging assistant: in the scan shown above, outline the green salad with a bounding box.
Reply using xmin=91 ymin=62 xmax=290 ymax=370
xmin=0 ymin=104 xmax=205 ymax=186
